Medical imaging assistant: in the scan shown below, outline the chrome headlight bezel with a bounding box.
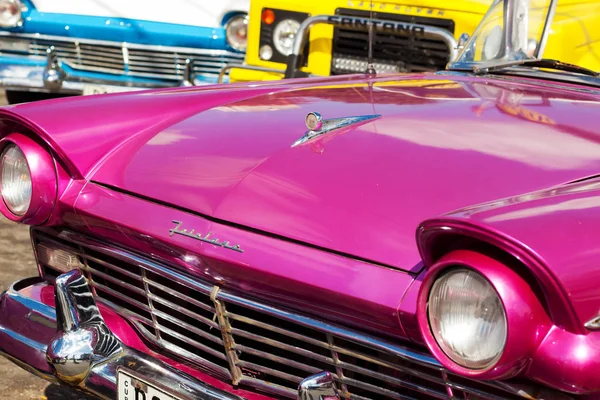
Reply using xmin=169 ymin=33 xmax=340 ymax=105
xmin=0 ymin=0 xmax=23 ymax=28
xmin=225 ymin=14 xmax=249 ymax=52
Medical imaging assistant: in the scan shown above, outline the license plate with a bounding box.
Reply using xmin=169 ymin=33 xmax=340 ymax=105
xmin=117 ymin=369 xmax=184 ymax=400
xmin=82 ymin=84 xmax=138 ymax=96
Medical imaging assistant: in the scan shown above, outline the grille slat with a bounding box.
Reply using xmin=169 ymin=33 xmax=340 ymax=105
xmin=227 ymin=312 xmax=332 ymax=350
xmin=92 ymin=281 xmax=151 ymax=312
xmin=145 ymin=279 xmax=216 ymax=315
xmin=338 ymin=359 xmax=444 ymax=389
xmin=88 ymin=269 xmax=146 ymax=296
xmin=155 ymin=323 xmax=228 ymax=361
xmin=82 ymin=254 xmax=142 ymax=280
xmin=237 ymin=360 xmax=304 ymax=384
xmin=231 ymin=327 xmax=335 ymax=366
xmin=149 ymin=294 xmax=220 ymax=330
xmin=337 ymin=362 xmax=445 ymax=399
xmin=34 ymin=230 xmax=547 ymax=400
xmin=235 ymin=344 xmax=323 ymax=375
xmin=339 ymin=376 xmax=428 ymax=400
xmin=152 ymin=309 xmax=223 ymax=346
xmin=0 ymin=34 xmax=243 ymax=81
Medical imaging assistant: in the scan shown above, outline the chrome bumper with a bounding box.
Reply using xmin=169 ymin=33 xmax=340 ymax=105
xmin=0 ymin=273 xmax=245 ymax=399
xmin=0 ymin=271 xmax=339 ymax=400
xmin=0 ymin=61 xmax=151 ymax=95
xmin=0 ymin=51 xmax=219 ymax=95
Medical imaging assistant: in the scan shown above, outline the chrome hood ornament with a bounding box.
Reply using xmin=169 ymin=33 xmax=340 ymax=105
xmin=292 ymin=112 xmax=381 ymax=147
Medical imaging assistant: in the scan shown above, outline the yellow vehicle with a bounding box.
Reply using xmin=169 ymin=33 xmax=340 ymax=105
xmin=224 ymin=0 xmax=493 ymax=82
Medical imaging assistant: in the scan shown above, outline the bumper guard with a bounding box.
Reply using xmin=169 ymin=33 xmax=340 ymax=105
xmin=0 ymin=271 xmax=339 ymax=400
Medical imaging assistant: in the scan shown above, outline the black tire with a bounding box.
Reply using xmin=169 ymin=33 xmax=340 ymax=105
xmin=5 ymin=90 xmax=74 ymax=105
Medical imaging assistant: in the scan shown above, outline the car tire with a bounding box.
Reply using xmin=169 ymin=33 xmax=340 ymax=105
xmin=5 ymin=90 xmax=74 ymax=105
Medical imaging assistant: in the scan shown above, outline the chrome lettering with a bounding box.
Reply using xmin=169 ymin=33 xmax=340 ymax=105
xmin=328 ymin=16 xmax=427 ymax=36
xmin=169 ymin=221 xmax=245 ymax=253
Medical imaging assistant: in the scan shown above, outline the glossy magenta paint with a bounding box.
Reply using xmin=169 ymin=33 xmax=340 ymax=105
xmin=417 ymin=176 xmax=600 ymax=332
xmin=417 ymin=250 xmax=552 ymax=380
xmin=86 ymin=77 xmax=600 ymax=274
xmin=2 ymin=72 xmax=600 ymax=395
xmin=5 ymin=75 xmax=600 ymax=274
xmin=0 ymin=133 xmax=57 ymax=225
xmin=71 ymin=181 xmax=411 ymax=337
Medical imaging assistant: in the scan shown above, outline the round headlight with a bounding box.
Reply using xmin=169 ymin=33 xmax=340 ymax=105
xmin=1 ymin=144 xmax=32 ymax=216
xmin=273 ymin=19 xmax=300 ymax=56
xmin=428 ymin=268 xmax=507 ymax=369
xmin=226 ymin=14 xmax=248 ymax=51
xmin=482 ymin=25 xmax=503 ymax=61
xmin=0 ymin=0 xmax=22 ymax=28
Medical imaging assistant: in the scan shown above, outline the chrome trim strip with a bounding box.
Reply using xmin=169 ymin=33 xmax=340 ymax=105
xmin=585 ymin=314 xmax=600 ymax=330
xmin=6 ymin=286 xmax=56 ymax=320
xmin=0 ymin=325 xmax=48 ymax=353
xmin=0 ymin=31 xmax=245 ymax=58
xmin=0 ymin=32 xmax=243 ymax=89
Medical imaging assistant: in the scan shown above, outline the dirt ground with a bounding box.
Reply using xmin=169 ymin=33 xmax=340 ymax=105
xmin=0 ymin=90 xmax=89 ymax=398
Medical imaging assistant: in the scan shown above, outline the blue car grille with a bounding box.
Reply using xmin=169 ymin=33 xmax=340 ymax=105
xmin=0 ymin=33 xmax=244 ymax=83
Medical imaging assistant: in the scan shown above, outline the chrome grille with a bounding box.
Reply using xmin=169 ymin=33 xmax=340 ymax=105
xmin=0 ymin=33 xmax=244 ymax=82
xmin=34 ymin=229 xmax=550 ymax=400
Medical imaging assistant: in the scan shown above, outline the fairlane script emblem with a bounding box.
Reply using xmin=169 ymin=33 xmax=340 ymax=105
xmin=169 ymin=220 xmax=244 ymax=253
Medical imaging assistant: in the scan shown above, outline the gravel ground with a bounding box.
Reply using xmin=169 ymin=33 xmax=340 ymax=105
xmin=0 ymin=90 xmax=91 ymax=399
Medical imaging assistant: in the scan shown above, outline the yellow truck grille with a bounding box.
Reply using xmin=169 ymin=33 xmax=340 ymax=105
xmin=331 ymin=9 xmax=455 ymax=74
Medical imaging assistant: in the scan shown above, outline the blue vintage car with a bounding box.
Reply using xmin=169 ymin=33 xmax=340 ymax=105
xmin=0 ymin=0 xmax=248 ymax=103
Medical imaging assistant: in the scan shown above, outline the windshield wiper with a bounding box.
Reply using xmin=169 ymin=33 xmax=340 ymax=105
xmin=472 ymin=59 xmax=599 ymax=77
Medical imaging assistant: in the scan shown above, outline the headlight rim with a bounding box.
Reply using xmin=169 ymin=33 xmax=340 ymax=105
xmin=0 ymin=0 xmax=23 ymax=28
xmin=0 ymin=133 xmax=57 ymax=224
xmin=225 ymin=13 xmax=249 ymax=52
xmin=427 ymin=266 xmax=507 ymax=371
xmin=1 ymin=143 xmax=32 ymax=216
xmin=417 ymin=249 xmax=552 ymax=380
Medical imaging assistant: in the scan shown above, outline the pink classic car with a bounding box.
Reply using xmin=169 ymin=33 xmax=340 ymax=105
xmin=1 ymin=0 xmax=600 ymax=399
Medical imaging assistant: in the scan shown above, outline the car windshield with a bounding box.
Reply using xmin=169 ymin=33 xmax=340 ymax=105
xmin=448 ymin=0 xmax=559 ymax=70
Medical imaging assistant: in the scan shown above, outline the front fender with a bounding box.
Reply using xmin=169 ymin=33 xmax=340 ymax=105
xmin=417 ymin=178 xmax=600 ymax=334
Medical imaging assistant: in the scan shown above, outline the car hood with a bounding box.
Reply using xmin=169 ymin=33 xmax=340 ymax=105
xmin=86 ymin=76 xmax=600 ymax=272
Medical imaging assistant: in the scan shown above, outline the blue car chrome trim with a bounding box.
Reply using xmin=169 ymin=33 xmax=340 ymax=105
xmin=0 ymin=31 xmax=244 ymax=92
